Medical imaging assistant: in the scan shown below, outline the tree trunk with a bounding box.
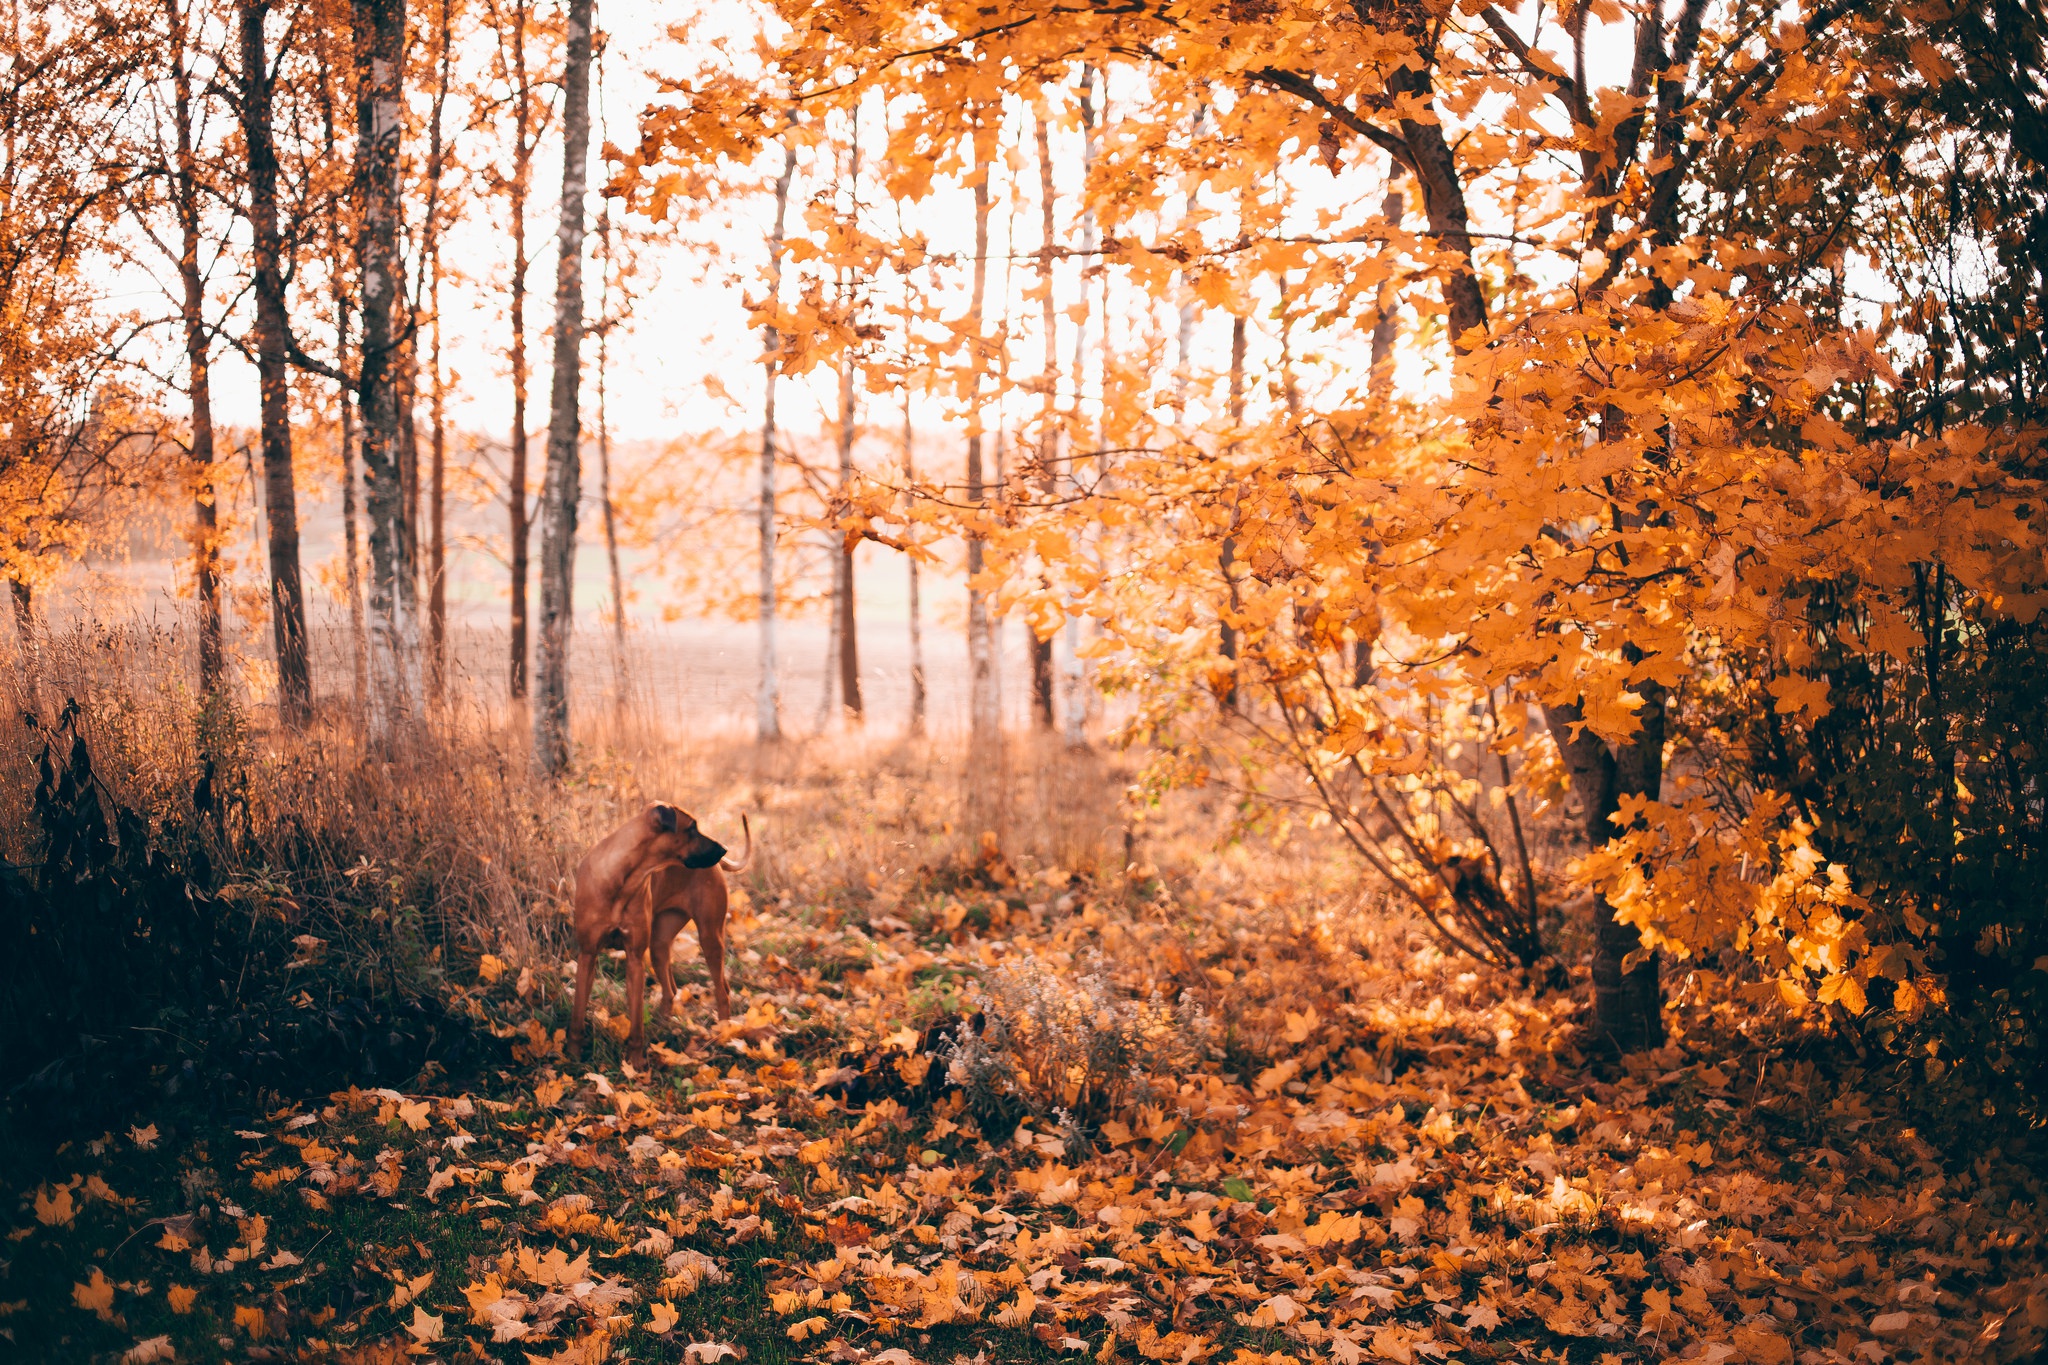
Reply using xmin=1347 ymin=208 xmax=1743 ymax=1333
xmin=829 ymin=115 xmax=862 ymax=724
xmin=531 ymin=0 xmax=592 ymax=777
xmin=1060 ymin=67 xmax=1100 ymax=750
xmin=240 ymin=0 xmax=311 ymax=727
xmin=507 ymin=0 xmax=533 ymax=704
xmin=1028 ymin=108 xmax=1057 ymax=730
xmin=337 ymin=283 xmax=367 ymax=710
xmin=903 ymin=385 xmax=926 ymax=736
xmin=965 ymin=161 xmax=1000 ymax=768
xmin=1387 ymin=93 xmax=1664 ymax=1050
xmin=354 ymin=0 xmax=419 ymax=741
xmin=428 ymin=250 xmax=447 ymax=704
xmin=420 ymin=0 xmax=452 ymax=706
xmin=834 ymin=353 xmax=861 ymax=722
xmin=169 ymin=2 xmax=222 ymax=700
xmin=1545 ymin=689 xmax=1667 ymax=1053
xmin=1354 ymin=187 xmax=1402 ymax=690
xmin=594 ymin=206 xmax=625 ymax=709
xmin=9 ymin=581 xmax=30 ymax=643
xmin=1219 ymin=313 xmax=1244 ymax=709
xmin=757 ymin=138 xmax=796 ymax=744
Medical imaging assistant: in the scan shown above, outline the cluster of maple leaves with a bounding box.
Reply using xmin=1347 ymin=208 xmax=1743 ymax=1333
xmin=9 ymin=856 xmax=2045 ymax=1364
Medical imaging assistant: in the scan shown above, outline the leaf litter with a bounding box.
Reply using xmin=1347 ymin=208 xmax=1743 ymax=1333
xmin=3 ymin=857 xmax=2044 ymax=1364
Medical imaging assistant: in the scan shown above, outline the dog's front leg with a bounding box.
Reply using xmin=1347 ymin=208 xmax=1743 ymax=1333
xmin=568 ymin=948 xmax=598 ymax=1058
xmin=624 ymin=939 xmax=649 ymax=1068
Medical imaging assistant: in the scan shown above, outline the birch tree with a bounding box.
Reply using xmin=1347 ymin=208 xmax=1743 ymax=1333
xmin=531 ymin=0 xmax=592 ymax=776
xmin=237 ymin=0 xmax=311 ymax=726
xmin=353 ymin=0 xmax=418 ymax=739
xmin=756 ymin=138 xmax=796 ymax=744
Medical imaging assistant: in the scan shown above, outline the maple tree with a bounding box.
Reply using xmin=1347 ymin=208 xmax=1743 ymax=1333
xmin=618 ymin=0 xmax=2048 ymax=1057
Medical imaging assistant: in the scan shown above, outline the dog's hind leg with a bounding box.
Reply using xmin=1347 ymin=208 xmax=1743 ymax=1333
xmin=694 ymin=911 xmax=732 ymax=1022
xmin=650 ymin=909 xmax=687 ymax=1018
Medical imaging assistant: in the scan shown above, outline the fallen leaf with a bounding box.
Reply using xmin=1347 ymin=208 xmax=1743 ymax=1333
xmin=407 ymin=1306 xmax=445 ymax=1343
xmin=35 ymin=1186 xmax=76 ymax=1227
xmin=73 ymin=1268 xmax=116 ymax=1319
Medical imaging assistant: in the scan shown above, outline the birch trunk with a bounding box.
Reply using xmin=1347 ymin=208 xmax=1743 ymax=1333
xmin=169 ymin=0 xmax=222 ymax=699
xmin=831 ymin=115 xmax=862 ymax=723
xmin=757 ymin=139 xmax=796 ymax=743
xmin=1060 ymin=67 xmax=1099 ymax=750
xmin=354 ymin=0 xmax=419 ymax=742
xmin=834 ymin=354 xmax=861 ymax=722
xmin=903 ymin=385 xmax=926 ymax=735
xmin=505 ymin=0 xmax=534 ymax=703
xmin=532 ymin=0 xmax=592 ymax=776
xmin=429 ymin=252 xmax=447 ymax=704
xmin=965 ymin=162 xmax=1000 ymax=769
xmin=1028 ymin=109 xmax=1057 ymax=730
xmin=420 ymin=0 xmax=452 ymax=705
xmin=337 ymin=283 xmax=366 ymax=709
xmin=239 ymin=0 xmax=311 ymax=726
xmin=594 ymin=205 xmax=625 ymax=709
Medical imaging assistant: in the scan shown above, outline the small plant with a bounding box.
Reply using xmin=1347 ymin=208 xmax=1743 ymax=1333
xmin=944 ymin=957 xmax=1211 ymax=1146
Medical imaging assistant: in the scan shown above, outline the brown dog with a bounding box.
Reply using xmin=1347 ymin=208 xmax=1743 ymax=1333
xmin=567 ymin=803 xmax=751 ymax=1064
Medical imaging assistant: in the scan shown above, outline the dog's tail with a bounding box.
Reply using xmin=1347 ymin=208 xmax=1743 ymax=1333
xmin=719 ymin=814 xmax=753 ymax=873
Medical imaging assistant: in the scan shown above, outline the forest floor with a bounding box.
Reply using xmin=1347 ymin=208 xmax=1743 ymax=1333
xmin=4 ymin=744 xmax=2045 ymax=1365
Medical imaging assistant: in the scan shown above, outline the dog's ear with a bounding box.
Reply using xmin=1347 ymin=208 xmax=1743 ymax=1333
xmin=650 ymin=804 xmax=677 ymax=834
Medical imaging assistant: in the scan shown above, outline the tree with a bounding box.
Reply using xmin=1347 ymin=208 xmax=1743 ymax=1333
xmin=127 ymin=0 xmax=229 ymax=701
xmin=962 ymin=133 xmax=999 ymax=787
xmin=531 ymin=0 xmax=592 ymax=776
xmin=618 ymin=0 xmax=2048 ymax=1057
xmin=479 ymin=0 xmax=555 ymax=705
xmin=831 ymin=111 xmax=864 ymax=725
xmin=417 ymin=0 xmax=457 ymax=706
xmin=755 ymin=137 xmax=797 ymax=744
xmin=353 ymin=0 xmax=418 ymax=739
xmin=236 ymin=0 xmax=312 ymax=727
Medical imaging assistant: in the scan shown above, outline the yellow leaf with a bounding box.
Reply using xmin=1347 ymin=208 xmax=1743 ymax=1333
xmin=787 ymin=1316 xmax=829 ymax=1341
xmin=397 ymin=1101 xmax=432 ymax=1132
xmin=166 ymin=1285 xmax=197 ymax=1315
xmin=480 ymin=953 xmax=507 ymax=983
xmin=650 ymin=1300 xmax=681 ymax=1334
xmin=407 ymin=1306 xmax=445 ymax=1343
xmin=1732 ymin=1324 xmax=1792 ymax=1365
xmin=73 ymin=1268 xmax=116 ymax=1319
xmin=233 ymin=1304 xmax=268 ymax=1339
xmin=35 ymin=1186 xmax=76 ymax=1227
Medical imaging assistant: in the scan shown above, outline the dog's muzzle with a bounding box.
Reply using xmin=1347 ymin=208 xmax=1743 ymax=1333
xmin=684 ymin=842 xmax=726 ymax=869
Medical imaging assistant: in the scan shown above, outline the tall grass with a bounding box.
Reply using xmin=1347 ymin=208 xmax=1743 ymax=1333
xmin=0 ymin=616 xmax=1142 ymax=1122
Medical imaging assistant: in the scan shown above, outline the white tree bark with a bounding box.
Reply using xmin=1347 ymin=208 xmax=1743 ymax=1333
xmin=757 ymin=138 xmax=797 ymax=743
xmin=532 ymin=0 xmax=593 ymax=775
xmin=966 ymin=161 xmax=1000 ymax=761
xmin=1061 ymin=66 xmax=1101 ymax=750
xmin=354 ymin=0 xmax=420 ymax=744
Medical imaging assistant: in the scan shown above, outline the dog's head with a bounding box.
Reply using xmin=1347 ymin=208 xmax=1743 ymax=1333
xmin=647 ymin=803 xmax=727 ymax=869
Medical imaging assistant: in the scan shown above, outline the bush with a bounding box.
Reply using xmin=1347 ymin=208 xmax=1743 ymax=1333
xmin=941 ymin=958 xmax=1211 ymax=1148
